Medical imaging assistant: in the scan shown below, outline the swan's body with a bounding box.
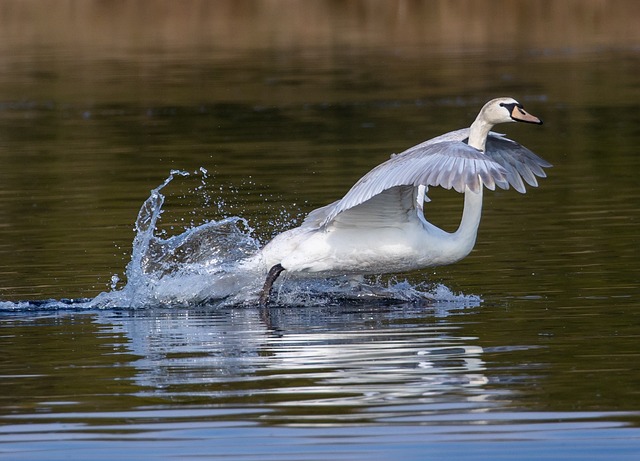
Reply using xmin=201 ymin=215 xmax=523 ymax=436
xmin=257 ymin=182 xmax=483 ymax=274
xmin=252 ymin=98 xmax=551 ymax=305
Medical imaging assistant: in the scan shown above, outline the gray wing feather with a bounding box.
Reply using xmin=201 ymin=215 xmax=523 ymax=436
xmin=415 ymin=128 xmax=552 ymax=193
xmin=317 ymin=140 xmax=509 ymax=226
xmin=484 ymin=132 xmax=552 ymax=193
xmin=302 ymin=128 xmax=551 ymax=228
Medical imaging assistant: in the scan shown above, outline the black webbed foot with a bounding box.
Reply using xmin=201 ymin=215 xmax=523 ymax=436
xmin=259 ymin=263 xmax=285 ymax=307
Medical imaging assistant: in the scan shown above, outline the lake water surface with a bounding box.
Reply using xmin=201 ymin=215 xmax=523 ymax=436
xmin=1 ymin=2 xmax=640 ymax=460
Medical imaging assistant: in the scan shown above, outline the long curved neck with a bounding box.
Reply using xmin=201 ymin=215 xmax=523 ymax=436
xmin=420 ymin=112 xmax=491 ymax=262
xmin=450 ymin=186 xmax=483 ymax=259
xmin=448 ymin=113 xmax=491 ymax=255
xmin=468 ymin=114 xmax=494 ymax=152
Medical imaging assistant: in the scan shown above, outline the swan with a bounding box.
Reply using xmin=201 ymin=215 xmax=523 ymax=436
xmin=252 ymin=97 xmax=551 ymax=306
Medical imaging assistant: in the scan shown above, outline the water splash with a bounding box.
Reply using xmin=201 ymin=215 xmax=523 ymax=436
xmin=3 ymin=170 xmax=481 ymax=310
xmin=88 ymin=170 xmax=480 ymax=309
xmin=88 ymin=170 xmax=264 ymax=308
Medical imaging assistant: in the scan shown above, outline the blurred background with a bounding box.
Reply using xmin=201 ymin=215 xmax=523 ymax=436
xmin=3 ymin=0 xmax=639 ymax=55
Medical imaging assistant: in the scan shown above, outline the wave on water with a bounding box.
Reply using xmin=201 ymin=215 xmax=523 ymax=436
xmin=1 ymin=170 xmax=481 ymax=311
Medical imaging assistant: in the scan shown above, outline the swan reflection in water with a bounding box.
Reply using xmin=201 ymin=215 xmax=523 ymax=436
xmin=101 ymin=306 xmax=493 ymax=424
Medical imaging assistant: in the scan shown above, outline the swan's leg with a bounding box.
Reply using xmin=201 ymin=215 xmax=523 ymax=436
xmin=259 ymin=263 xmax=285 ymax=307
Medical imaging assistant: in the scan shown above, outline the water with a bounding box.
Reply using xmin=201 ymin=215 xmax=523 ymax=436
xmin=2 ymin=1 xmax=640 ymax=459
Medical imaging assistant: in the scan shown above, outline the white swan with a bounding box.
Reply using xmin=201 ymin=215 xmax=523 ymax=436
xmin=253 ymin=97 xmax=551 ymax=306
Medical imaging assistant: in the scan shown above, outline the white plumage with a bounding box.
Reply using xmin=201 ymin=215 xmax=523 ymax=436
xmin=251 ymin=97 xmax=551 ymax=306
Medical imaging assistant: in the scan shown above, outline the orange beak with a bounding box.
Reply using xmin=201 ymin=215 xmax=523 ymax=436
xmin=511 ymin=105 xmax=543 ymax=125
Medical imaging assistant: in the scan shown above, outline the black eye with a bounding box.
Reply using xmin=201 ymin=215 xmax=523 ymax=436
xmin=499 ymin=102 xmax=506 ymax=107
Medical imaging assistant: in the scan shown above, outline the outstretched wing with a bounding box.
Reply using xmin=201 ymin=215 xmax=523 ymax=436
xmin=483 ymin=132 xmax=552 ymax=193
xmin=432 ymin=128 xmax=553 ymax=193
xmin=302 ymin=129 xmax=551 ymax=229
xmin=315 ymin=140 xmax=509 ymax=227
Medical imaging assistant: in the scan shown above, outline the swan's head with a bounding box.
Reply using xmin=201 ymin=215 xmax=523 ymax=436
xmin=479 ymin=97 xmax=543 ymax=126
